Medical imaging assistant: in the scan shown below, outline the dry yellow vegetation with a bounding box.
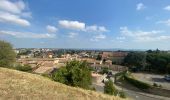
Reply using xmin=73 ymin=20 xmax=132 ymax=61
xmin=0 ymin=67 xmax=124 ymax=100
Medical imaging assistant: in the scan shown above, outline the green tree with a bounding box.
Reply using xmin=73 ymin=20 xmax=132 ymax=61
xmin=124 ymin=52 xmax=146 ymax=70
xmin=146 ymin=53 xmax=170 ymax=73
xmin=96 ymin=54 xmax=102 ymax=60
xmin=166 ymin=63 xmax=170 ymax=74
xmin=99 ymin=67 xmax=109 ymax=74
xmin=52 ymin=67 xmax=68 ymax=84
xmin=0 ymin=40 xmax=16 ymax=67
xmin=104 ymin=80 xmax=118 ymax=95
xmin=52 ymin=60 xmax=92 ymax=89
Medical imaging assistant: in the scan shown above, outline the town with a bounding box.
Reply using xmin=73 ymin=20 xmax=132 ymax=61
xmin=1 ymin=0 xmax=170 ymax=100
xmin=15 ymin=48 xmax=127 ymax=74
xmin=12 ymin=48 xmax=170 ymax=100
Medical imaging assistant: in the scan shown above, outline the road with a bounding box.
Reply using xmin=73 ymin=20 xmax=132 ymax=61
xmin=92 ymin=83 xmax=170 ymax=100
xmin=123 ymin=88 xmax=169 ymax=100
xmin=132 ymin=73 xmax=170 ymax=90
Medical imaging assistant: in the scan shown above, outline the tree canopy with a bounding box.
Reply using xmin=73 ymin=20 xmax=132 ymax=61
xmin=52 ymin=60 xmax=92 ymax=89
xmin=124 ymin=52 xmax=146 ymax=68
xmin=124 ymin=51 xmax=170 ymax=73
xmin=0 ymin=40 xmax=16 ymax=67
xmin=104 ymin=80 xmax=118 ymax=95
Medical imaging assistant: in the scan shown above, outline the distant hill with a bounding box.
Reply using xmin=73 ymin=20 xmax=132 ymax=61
xmin=0 ymin=68 xmax=123 ymax=100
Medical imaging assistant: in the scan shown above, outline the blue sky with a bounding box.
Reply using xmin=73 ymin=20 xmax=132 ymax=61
xmin=1 ymin=0 xmax=170 ymax=50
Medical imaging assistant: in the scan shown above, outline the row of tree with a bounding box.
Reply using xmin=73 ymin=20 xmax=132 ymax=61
xmin=124 ymin=51 xmax=170 ymax=74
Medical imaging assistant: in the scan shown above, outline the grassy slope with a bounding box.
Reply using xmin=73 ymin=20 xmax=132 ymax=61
xmin=0 ymin=68 xmax=123 ymax=100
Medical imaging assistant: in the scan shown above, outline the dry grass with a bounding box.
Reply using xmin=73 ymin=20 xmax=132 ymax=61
xmin=0 ymin=67 xmax=124 ymax=100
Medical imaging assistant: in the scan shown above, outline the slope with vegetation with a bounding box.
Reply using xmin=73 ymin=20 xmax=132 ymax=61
xmin=0 ymin=67 xmax=123 ymax=100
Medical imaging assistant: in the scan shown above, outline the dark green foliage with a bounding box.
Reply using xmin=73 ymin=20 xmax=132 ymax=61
xmin=103 ymin=59 xmax=106 ymax=64
xmin=96 ymin=54 xmax=102 ymax=60
xmin=99 ymin=67 xmax=109 ymax=74
xmin=146 ymin=53 xmax=170 ymax=73
xmin=166 ymin=63 xmax=170 ymax=74
xmin=0 ymin=40 xmax=16 ymax=67
xmin=52 ymin=67 xmax=68 ymax=84
xmin=124 ymin=50 xmax=170 ymax=74
xmin=124 ymin=74 xmax=151 ymax=89
xmin=153 ymin=83 xmax=162 ymax=88
xmin=124 ymin=52 xmax=146 ymax=69
xmin=153 ymin=83 xmax=158 ymax=87
xmin=52 ymin=60 xmax=92 ymax=89
xmin=119 ymin=91 xmax=126 ymax=98
xmin=91 ymin=87 xmax=96 ymax=91
xmin=15 ymin=64 xmax=32 ymax=72
xmin=104 ymin=80 xmax=118 ymax=95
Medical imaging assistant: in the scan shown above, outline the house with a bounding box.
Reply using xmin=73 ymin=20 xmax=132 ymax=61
xmin=91 ymin=72 xmax=108 ymax=83
xmin=102 ymin=51 xmax=128 ymax=64
xmin=47 ymin=52 xmax=54 ymax=58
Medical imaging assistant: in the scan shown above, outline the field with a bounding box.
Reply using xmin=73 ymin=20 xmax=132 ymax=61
xmin=0 ymin=67 xmax=123 ymax=100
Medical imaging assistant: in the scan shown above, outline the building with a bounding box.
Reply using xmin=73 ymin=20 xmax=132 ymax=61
xmin=102 ymin=51 xmax=128 ymax=64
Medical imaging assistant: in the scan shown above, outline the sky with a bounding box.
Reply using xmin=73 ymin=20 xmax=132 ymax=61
xmin=0 ymin=0 xmax=170 ymax=50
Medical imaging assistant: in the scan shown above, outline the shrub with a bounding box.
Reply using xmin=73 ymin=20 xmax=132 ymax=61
xmin=52 ymin=60 xmax=92 ymax=89
xmin=153 ymin=83 xmax=158 ymax=87
xmin=104 ymin=80 xmax=118 ymax=95
xmin=91 ymin=87 xmax=96 ymax=91
xmin=119 ymin=91 xmax=126 ymax=98
xmin=159 ymin=84 xmax=162 ymax=88
xmin=15 ymin=65 xmax=32 ymax=72
xmin=99 ymin=67 xmax=110 ymax=74
xmin=124 ymin=74 xmax=151 ymax=90
xmin=153 ymin=83 xmax=162 ymax=88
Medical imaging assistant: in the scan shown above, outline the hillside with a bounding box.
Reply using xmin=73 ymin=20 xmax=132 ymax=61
xmin=0 ymin=68 xmax=123 ymax=100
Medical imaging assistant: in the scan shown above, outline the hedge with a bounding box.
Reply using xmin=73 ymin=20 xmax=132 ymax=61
xmin=124 ymin=74 xmax=151 ymax=90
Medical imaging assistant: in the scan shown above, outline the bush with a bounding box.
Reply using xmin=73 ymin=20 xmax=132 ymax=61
xmin=153 ymin=83 xmax=158 ymax=87
xmin=119 ymin=91 xmax=126 ymax=98
xmin=124 ymin=74 xmax=151 ymax=90
xmin=104 ymin=80 xmax=118 ymax=95
xmin=15 ymin=65 xmax=32 ymax=72
xmin=99 ymin=67 xmax=109 ymax=74
xmin=52 ymin=67 xmax=68 ymax=84
xmin=52 ymin=60 xmax=92 ymax=89
xmin=159 ymin=84 xmax=162 ymax=88
xmin=91 ymin=87 xmax=96 ymax=91
xmin=153 ymin=83 xmax=162 ymax=88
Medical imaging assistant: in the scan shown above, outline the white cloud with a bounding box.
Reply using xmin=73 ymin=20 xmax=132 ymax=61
xmin=59 ymin=20 xmax=85 ymax=30
xmin=90 ymin=34 xmax=106 ymax=41
xmin=0 ymin=0 xmax=25 ymax=14
xmin=85 ymin=25 xmax=108 ymax=33
xmin=21 ymin=12 xmax=32 ymax=18
xmin=68 ymin=32 xmax=78 ymax=38
xmin=120 ymin=26 xmax=162 ymax=37
xmin=0 ymin=11 xmax=30 ymax=26
xmin=46 ymin=25 xmax=58 ymax=33
xmin=119 ymin=26 xmax=169 ymax=42
xmin=0 ymin=0 xmax=31 ymax=26
xmin=86 ymin=25 xmax=97 ymax=32
xmin=58 ymin=20 xmax=109 ymax=33
xmin=0 ymin=30 xmax=56 ymax=38
xmin=116 ymin=37 xmax=125 ymax=40
xmin=164 ymin=5 xmax=170 ymax=11
xmin=136 ymin=3 xmax=146 ymax=11
xmin=98 ymin=26 xmax=108 ymax=32
xmin=157 ymin=19 xmax=170 ymax=26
